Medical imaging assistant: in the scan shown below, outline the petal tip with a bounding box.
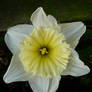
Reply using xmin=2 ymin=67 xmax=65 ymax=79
xmin=38 ymin=7 xmax=43 ymax=11
xmin=76 ymin=21 xmax=84 ymax=25
xmin=86 ymin=66 xmax=90 ymax=74
xmin=3 ymin=75 xmax=9 ymax=84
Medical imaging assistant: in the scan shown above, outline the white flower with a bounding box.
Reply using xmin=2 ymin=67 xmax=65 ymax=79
xmin=3 ymin=7 xmax=90 ymax=92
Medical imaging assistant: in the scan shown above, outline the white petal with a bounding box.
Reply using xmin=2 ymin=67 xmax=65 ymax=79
xmin=59 ymin=22 xmax=86 ymax=48
xmin=5 ymin=24 xmax=33 ymax=53
xmin=3 ymin=52 xmax=30 ymax=83
xmin=48 ymin=15 xmax=57 ymax=25
xmin=31 ymin=7 xmax=51 ymax=28
xmin=29 ymin=77 xmax=49 ymax=92
xmin=48 ymin=15 xmax=60 ymax=31
xmin=29 ymin=76 xmax=61 ymax=92
xmin=62 ymin=49 xmax=90 ymax=76
xmin=48 ymin=76 xmax=61 ymax=92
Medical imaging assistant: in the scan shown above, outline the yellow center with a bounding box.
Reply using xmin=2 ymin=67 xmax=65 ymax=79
xmin=40 ymin=48 xmax=48 ymax=55
xmin=20 ymin=28 xmax=71 ymax=77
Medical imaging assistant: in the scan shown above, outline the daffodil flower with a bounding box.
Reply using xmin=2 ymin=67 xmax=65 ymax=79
xmin=3 ymin=7 xmax=90 ymax=92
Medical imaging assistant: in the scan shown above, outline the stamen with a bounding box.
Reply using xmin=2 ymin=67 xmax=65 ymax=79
xmin=40 ymin=48 xmax=48 ymax=55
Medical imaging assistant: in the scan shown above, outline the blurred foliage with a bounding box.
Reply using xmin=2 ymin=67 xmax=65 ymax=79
xmin=77 ymin=29 xmax=92 ymax=59
xmin=0 ymin=0 xmax=92 ymax=31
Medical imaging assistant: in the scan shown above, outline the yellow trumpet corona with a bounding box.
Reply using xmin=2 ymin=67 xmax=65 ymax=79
xmin=19 ymin=28 xmax=71 ymax=77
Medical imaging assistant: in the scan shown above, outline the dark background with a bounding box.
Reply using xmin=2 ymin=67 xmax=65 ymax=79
xmin=0 ymin=0 xmax=92 ymax=92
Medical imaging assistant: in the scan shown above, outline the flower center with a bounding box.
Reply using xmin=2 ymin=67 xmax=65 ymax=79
xmin=20 ymin=28 xmax=71 ymax=77
xmin=40 ymin=47 xmax=48 ymax=55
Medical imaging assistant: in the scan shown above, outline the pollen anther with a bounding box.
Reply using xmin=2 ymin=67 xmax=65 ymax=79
xmin=40 ymin=48 xmax=48 ymax=55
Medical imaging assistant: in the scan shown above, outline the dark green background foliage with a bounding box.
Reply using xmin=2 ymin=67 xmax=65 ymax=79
xmin=0 ymin=0 xmax=92 ymax=92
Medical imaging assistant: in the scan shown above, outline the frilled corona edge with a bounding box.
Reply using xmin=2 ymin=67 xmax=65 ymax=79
xmin=20 ymin=28 xmax=71 ymax=77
